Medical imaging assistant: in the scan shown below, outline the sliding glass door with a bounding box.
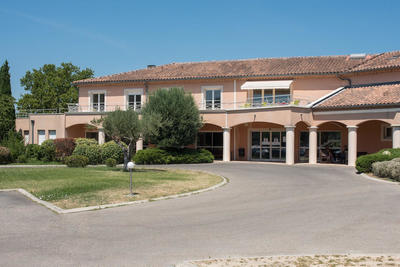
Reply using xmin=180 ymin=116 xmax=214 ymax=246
xmin=251 ymin=130 xmax=286 ymax=161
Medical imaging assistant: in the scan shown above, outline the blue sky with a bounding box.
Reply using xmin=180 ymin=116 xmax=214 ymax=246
xmin=2 ymin=0 xmax=400 ymax=99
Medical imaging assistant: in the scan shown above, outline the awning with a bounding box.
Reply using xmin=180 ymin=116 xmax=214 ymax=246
xmin=241 ymin=80 xmax=293 ymax=90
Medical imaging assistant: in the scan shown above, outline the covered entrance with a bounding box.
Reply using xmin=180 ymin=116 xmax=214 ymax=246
xmin=251 ymin=130 xmax=286 ymax=161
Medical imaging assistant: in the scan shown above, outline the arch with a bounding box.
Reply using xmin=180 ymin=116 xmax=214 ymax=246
xmin=316 ymin=121 xmax=347 ymax=128
xmin=357 ymin=119 xmax=392 ymax=154
xmin=66 ymin=123 xmax=98 ymax=139
xmin=199 ymin=123 xmax=223 ymax=132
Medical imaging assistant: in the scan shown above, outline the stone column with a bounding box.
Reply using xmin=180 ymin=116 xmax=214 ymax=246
xmin=223 ymin=127 xmax=231 ymax=162
xmin=308 ymin=126 xmax=318 ymax=164
xmin=392 ymin=124 xmax=400 ymax=148
xmin=285 ymin=125 xmax=295 ymax=165
xmin=347 ymin=126 xmax=358 ymax=167
xmin=98 ymin=128 xmax=105 ymax=145
xmin=136 ymin=137 xmax=144 ymax=152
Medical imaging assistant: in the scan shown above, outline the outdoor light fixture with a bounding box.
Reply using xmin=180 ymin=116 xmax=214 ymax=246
xmin=127 ymin=161 xmax=135 ymax=196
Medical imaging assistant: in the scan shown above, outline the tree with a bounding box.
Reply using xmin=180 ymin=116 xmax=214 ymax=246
xmin=0 ymin=60 xmax=15 ymax=141
xmin=100 ymin=109 xmax=141 ymax=170
xmin=17 ymin=63 xmax=94 ymax=111
xmin=0 ymin=60 xmax=11 ymax=96
xmin=141 ymin=88 xmax=202 ymax=149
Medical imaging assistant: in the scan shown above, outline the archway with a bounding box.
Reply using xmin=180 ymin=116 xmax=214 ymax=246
xmin=315 ymin=121 xmax=347 ymax=164
xmin=197 ymin=123 xmax=224 ymax=160
xmin=294 ymin=121 xmax=311 ymax=163
xmin=66 ymin=124 xmax=98 ymax=140
xmin=357 ymin=120 xmax=392 ymax=155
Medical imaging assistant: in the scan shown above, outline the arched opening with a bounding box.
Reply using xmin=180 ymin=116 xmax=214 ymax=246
xmin=197 ymin=123 xmax=223 ymax=160
xmin=315 ymin=121 xmax=347 ymax=164
xmin=66 ymin=124 xmax=98 ymax=141
xmin=357 ymin=120 xmax=392 ymax=155
xmin=294 ymin=121 xmax=310 ymax=163
xmin=231 ymin=121 xmax=285 ymax=161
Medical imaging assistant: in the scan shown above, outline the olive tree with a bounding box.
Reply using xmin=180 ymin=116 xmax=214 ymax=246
xmin=100 ymin=109 xmax=141 ymax=170
xmin=141 ymin=88 xmax=202 ymax=149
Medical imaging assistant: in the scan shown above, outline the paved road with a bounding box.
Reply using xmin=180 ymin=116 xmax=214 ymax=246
xmin=1 ymin=162 xmax=400 ymax=266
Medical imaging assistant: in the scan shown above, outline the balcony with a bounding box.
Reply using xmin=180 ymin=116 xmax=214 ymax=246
xmin=67 ymin=104 xmax=141 ymax=113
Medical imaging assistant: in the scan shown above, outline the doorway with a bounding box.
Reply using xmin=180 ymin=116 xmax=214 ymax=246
xmin=251 ymin=130 xmax=286 ymax=161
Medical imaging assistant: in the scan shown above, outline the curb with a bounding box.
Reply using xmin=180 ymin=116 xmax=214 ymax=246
xmin=0 ymin=172 xmax=228 ymax=214
xmin=360 ymin=173 xmax=400 ymax=185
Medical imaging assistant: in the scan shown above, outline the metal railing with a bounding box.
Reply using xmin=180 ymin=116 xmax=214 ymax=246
xmin=16 ymin=96 xmax=312 ymax=117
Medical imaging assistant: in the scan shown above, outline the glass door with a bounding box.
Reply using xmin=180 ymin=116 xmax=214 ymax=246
xmin=251 ymin=130 xmax=285 ymax=161
xmin=261 ymin=132 xmax=270 ymax=160
xmin=251 ymin=131 xmax=261 ymax=159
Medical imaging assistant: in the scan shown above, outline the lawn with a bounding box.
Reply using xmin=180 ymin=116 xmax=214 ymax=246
xmin=0 ymin=167 xmax=222 ymax=209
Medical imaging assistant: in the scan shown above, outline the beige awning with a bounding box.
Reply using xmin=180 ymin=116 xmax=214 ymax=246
xmin=241 ymin=80 xmax=293 ymax=90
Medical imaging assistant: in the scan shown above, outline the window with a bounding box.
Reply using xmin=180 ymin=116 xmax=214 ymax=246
xmin=24 ymin=130 xmax=29 ymax=145
xmin=249 ymin=89 xmax=291 ymax=106
xmin=197 ymin=132 xmax=223 ymax=159
xmin=382 ymin=125 xmax=392 ymax=141
xmin=127 ymin=94 xmax=141 ymax=111
xmin=38 ymin=130 xmax=45 ymax=145
xmin=298 ymin=131 xmax=343 ymax=163
xmin=85 ymin=131 xmax=99 ymax=141
xmin=203 ymin=86 xmax=222 ymax=110
xmin=49 ymin=130 xmax=56 ymax=140
xmin=91 ymin=93 xmax=105 ymax=112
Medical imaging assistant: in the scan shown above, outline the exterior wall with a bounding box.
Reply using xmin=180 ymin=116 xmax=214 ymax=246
xmin=346 ymin=70 xmax=400 ymax=85
xmin=357 ymin=120 xmax=392 ymax=154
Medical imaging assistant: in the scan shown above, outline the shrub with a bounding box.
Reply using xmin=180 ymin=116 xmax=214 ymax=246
xmin=390 ymin=161 xmax=400 ymax=181
xmin=72 ymin=144 xmax=102 ymax=165
xmin=371 ymin=158 xmax=400 ymax=182
xmin=65 ymin=155 xmax=89 ymax=168
xmin=101 ymin=141 xmax=124 ymax=163
xmin=25 ymin=144 xmax=40 ymax=159
xmin=54 ymin=138 xmax=76 ymax=161
xmin=0 ymin=130 xmax=25 ymax=162
xmin=74 ymin=138 xmax=98 ymax=146
xmin=0 ymin=146 xmax=11 ymax=164
xmin=105 ymin=158 xmax=117 ymax=167
xmin=38 ymin=140 xmax=56 ymax=162
xmin=16 ymin=154 xmax=27 ymax=163
xmin=355 ymin=151 xmax=395 ymax=173
xmin=134 ymin=148 xmax=214 ymax=164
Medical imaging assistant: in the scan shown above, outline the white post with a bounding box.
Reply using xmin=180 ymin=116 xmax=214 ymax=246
xmin=308 ymin=126 xmax=318 ymax=164
xmin=136 ymin=137 xmax=143 ymax=152
xmin=98 ymin=128 xmax=105 ymax=145
xmin=392 ymin=124 xmax=400 ymax=148
xmin=285 ymin=125 xmax=295 ymax=165
xmin=347 ymin=126 xmax=358 ymax=167
xmin=223 ymin=127 xmax=231 ymax=162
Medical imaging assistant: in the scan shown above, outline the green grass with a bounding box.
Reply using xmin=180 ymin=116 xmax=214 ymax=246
xmin=10 ymin=158 xmax=62 ymax=165
xmin=0 ymin=167 xmax=221 ymax=209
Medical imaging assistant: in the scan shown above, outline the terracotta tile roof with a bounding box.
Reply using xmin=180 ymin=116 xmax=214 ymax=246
xmin=74 ymin=54 xmax=373 ymax=84
xmin=313 ymin=81 xmax=400 ymax=110
xmin=350 ymin=51 xmax=400 ymax=72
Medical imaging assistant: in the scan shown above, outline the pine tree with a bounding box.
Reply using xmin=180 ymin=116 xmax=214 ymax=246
xmin=0 ymin=60 xmax=11 ymax=96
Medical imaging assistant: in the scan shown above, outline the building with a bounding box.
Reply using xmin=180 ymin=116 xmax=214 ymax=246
xmin=15 ymin=51 xmax=400 ymax=166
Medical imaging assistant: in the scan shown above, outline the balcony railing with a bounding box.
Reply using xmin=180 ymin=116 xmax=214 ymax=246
xmin=16 ymin=96 xmax=311 ymax=117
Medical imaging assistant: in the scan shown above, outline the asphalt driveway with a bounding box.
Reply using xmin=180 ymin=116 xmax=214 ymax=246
xmin=1 ymin=162 xmax=400 ymax=266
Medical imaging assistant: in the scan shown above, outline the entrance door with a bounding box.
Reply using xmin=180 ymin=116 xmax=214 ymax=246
xmin=251 ymin=130 xmax=285 ymax=161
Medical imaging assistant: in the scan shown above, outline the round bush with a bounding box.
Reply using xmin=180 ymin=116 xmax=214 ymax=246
xmin=54 ymin=138 xmax=76 ymax=161
xmin=356 ymin=153 xmax=392 ymax=173
xmin=101 ymin=141 xmax=124 ymax=163
xmin=73 ymin=144 xmax=102 ymax=165
xmin=134 ymin=148 xmax=169 ymax=164
xmin=0 ymin=146 xmax=11 ymax=164
xmin=65 ymin=155 xmax=89 ymax=167
xmin=16 ymin=154 xmax=27 ymax=163
xmin=74 ymin=138 xmax=98 ymax=146
xmin=25 ymin=144 xmax=41 ymax=159
xmin=38 ymin=140 xmax=56 ymax=162
xmin=105 ymin=158 xmax=117 ymax=167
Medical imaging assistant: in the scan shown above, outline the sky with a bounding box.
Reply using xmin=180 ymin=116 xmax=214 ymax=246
xmin=1 ymin=0 xmax=400 ymax=99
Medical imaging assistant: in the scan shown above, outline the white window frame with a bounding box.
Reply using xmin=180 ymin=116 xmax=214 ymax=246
xmin=201 ymin=86 xmax=223 ymax=110
xmin=88 ymin=90 xmax=107 ymax=112
xmin=49 ymin=130 xmax=56 ymax=140
xmin=37 ymin=130 xmax=46 ymax=145
xmin=382 ymin=125 xmax=393 ymax=141
xmin=124 ymin=88 xmax=143 ymax=111
xmin=23 ymin=130 xmax=29 ymax=145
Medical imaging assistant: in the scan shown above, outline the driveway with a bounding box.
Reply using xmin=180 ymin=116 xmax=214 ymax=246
xmin=1 ymin=162 xmax=400 ymax=266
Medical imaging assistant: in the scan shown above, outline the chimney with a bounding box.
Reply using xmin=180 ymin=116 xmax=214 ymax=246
xmin=147 ymin=64 xmax=156 ymax=69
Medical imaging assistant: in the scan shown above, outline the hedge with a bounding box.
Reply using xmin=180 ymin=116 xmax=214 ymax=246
xmin=105 ymin=158 xmax=117 ymax=167
xmin=134 ymin=148 xmax=214 ymax=164
xmin=101 ymin=141 xmax=124 ymax=163
xmin=25 ymin=144 xmax=41 ymax=159
xmin=0 ymin=146 xmax=11 ymax=164
xmin=38 ymin=140 xmax=56 ymax=162
xmin=72 ymin=144 xmax=102 ymax=165
xmin=75 ymin=138 xmax=98 ymax=146
xmin=54 ymin=138 xmax=76 ymax=161
xmin=356 ymin=148 xmax=400 ymax=173
xmin=371 ymin=158 xmax=400 ymax=181
xmin=65 ymin=155 xmax=89 ymax=167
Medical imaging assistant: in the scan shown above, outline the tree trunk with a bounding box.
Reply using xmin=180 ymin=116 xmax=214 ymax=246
xmin=123 ymin=147 xmax=128 ymax=171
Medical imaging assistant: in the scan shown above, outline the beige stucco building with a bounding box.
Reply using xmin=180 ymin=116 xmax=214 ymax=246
xmin=16 ymin=51 xmax=400 ymax=166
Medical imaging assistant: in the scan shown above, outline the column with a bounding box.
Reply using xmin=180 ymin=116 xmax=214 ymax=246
xmin=392 ymin=124 xmax=400 ymax=148
xmin=223 ymin=127 xmax=231 ymax=162
xmin=98 ymin=128 xmax=105 ymax=145
xmin=136 ymin=137 xmax=143 ymax=152
xmin=347 ymin=126 xmax=358 ymax=167
xmin=285 ymin=125 xmax=295 ymax=165
xmin=308 ymin=126 xmax=318 ymax=164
